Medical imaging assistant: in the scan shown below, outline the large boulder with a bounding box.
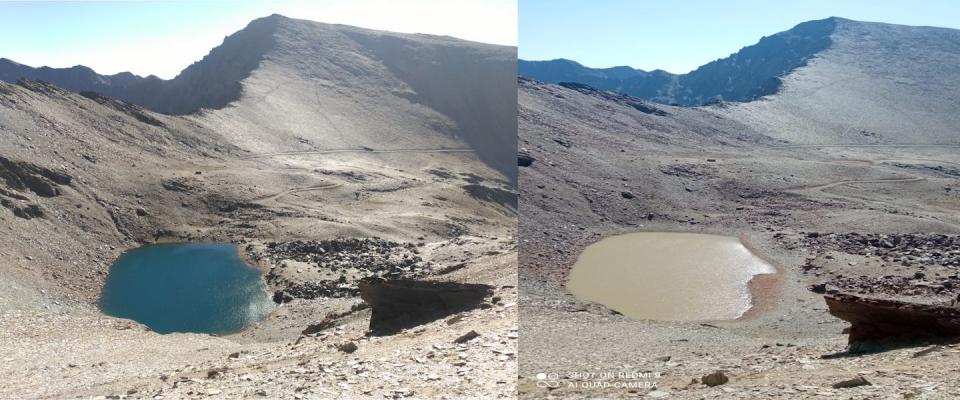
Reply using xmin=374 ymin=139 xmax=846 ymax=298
xmin=359 ymin=277 xmax=492 ymax=334
xmin=825 ymin=293 xmax=960 ymax=344
xmin=518 ymin=149 xmax=535 ymax=167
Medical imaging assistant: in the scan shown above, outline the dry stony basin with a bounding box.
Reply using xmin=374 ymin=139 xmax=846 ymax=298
xmin=519 ymin=72 xmax=960 ymax=398
xmin=0 ymin=91 xmax=518 ymax=399
xmin=0 ymin=14 xmax=518 ymax=399
xmin=0 ymin=85 xmax=519 ymax=398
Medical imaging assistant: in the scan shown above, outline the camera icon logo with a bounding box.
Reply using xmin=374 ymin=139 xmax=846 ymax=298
xmin=535 ymin=372 xmax=561 ymax=388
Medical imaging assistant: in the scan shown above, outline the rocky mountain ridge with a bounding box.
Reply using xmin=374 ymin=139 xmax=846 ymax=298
xmin=520 ymin=17 xmax=840 ymax=105
xmin=1 ymin=14 xmax=518 ymax=180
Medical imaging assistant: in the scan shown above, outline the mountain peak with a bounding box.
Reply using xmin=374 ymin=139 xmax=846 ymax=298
xmin=520 ymin=17 xmax=845 ymax=105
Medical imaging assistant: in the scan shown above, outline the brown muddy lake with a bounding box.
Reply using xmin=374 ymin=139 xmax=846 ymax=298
xmin=566 ymin=232 xmax=776 ymax=321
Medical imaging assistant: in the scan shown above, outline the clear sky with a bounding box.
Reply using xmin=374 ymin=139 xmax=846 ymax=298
xmin=520 ymin=0 xmax=960 ymax=74
xmin=0 ymin=0 xmax=516 ymax=79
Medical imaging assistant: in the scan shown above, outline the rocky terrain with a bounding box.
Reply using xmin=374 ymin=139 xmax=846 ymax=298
xmin=0 ymin=14 xmax=516 ymax=399
xmin=1 ymin=14 xmax=517 ymax=181
xmin=518 ymin=17 xmax=960 ymax=399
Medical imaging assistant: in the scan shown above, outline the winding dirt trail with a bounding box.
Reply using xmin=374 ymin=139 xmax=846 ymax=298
xmin=240 ymin=147 xmax=474 ymax=208
xmin=771 ymin=143 xmax=960 ymax=149
xmin=251 ymin=183 xmax=342 ymax=207
xmin=242 ymin=147 xmax=474 ymax=159
xmin=794 ymin=175 xmax=925 ymax=193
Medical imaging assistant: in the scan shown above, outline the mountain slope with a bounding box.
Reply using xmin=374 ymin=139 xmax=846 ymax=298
xmin=0 ymin=15 xmax=518 ymax=398
xmin=519 ymin=74 xmax=960 ymax=400
xmin=521 ymin=17 xmax=960 ymax=146
xmin=521 ymin=17 xmax=837 ymax=105
xmin=0 ymin=79 xmax=518 ymax=398
xmin=0 ymin=15 xmax=276 ymax=115
xmin=518 ymin=58 xmax=676 ymax=100
xmin=518 ymin=18 xmax=960 ymax=399
xmin=1 ymin=15 xmax=517 ymax=180
xmin=718 ymin=18 xmax=960 ymax=145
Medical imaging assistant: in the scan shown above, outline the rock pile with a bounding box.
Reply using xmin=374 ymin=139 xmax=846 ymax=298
xmin=803 ymin=233 xmax=960 ymax=267
xmin=260 ymin=238 xmax=430 ymax=302
xmin=826 ymin=274 xmax=960 ymax=298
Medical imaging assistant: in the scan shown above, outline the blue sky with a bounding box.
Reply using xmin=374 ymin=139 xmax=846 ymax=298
xmin=520 ymin=0 xmax=960 ymax=74
xmin=0 ymin=0 xmax=516 ymax=79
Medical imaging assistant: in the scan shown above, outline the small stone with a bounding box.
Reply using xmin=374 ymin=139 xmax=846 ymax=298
xmin=913 ymin=346 xmax=942 ymax=358
xmin=337 ymin=341 xmax=358 ymax=353
xmin=832 ymin=375 xmax=871 ymax=388
xmin=454 ymin=330 xmax=480 ymax=343
xmin=701 ymin=371 xmax=729 ymax=387
xmin=206 ymin=368 xmax=226 ymax=378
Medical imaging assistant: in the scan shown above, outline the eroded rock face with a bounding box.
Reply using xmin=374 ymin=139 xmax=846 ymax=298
xmin=825 ymin=293 xmax=960 ymax=344
xmin=0 ymin=155 xmax=71 ymax=197
xmin=359 ymin=277 xmax=492 ymax=334
xmin=0 ymin=156 xmax=70 ymax=219
xmin=79 ymin=91 xmax=165 ymax=127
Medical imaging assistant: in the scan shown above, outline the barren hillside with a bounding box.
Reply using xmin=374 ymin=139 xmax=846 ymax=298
xmin=519 ymin=18 xmax=960 ymax=400
xmin=0 ymin=15 xmax=517 ymax=399
xmin=2 ymin=14 xmax=518 ymax=181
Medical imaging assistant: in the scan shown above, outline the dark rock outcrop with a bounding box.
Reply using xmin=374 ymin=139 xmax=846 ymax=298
xmin=557 ymin=82 xmax=670 ymax=116
xmin=0 ymin=156 xmax=70 ymax=219
xmin=301 ymin=313 xmax=337 ymax=335
xmin=79 ymin=91 xmax=165 ymax=127
xmin=518 ymin=149 xmax=535 ymax=167
xmin=272 ymin=290 xmax=294 ymax=304
xmin=462 ymin=184 xmax=517 ymax=209
xmin=1 ymin=198 xmax=44 ymax=219
xmin=359 ymin=277 xmax=492 ymax=334
xmin=825 ymin=293 xmax=960 ymax=344
xmin=0 ymin=155 xmax=71 ymax=197
xmin=832 ymin=376 xmax=871 ymax=389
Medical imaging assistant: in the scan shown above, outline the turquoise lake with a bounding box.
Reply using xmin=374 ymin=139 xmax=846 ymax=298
xmin=99 ymin=243 xmax=273 ymax=334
